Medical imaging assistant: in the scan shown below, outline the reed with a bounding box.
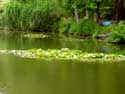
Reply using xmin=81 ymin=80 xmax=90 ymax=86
xmin=3 ymin=0 xmax=59 ymax=32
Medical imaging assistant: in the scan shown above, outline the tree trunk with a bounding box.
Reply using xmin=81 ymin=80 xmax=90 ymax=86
xmin=95 ymin=1 xmax=101 ymax=23
xmin=74 ymin=6 xmax=79 ymax=23
xmin=115 ymin=0 xmax=125 ymax=21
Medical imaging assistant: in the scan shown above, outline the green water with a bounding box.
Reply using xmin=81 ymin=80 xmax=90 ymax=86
xmin=0 ymin=31 xmax=125 ymax=94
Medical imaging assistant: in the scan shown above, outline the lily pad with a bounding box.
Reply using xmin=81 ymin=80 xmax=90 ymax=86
xmin=24 ymin=33 xmax=49 ymax=39
xmin=0 ymin=48 xmax=125 ymax=63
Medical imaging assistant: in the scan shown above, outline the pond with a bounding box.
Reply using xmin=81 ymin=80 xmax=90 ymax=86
xmin=0 ymin=31 xmax=125 ymax=94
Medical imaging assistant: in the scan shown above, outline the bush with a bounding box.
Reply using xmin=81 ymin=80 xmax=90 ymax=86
xmin=59 ymin=17 xmax=72 ymax=33
xmin=59 ymin=18 xmax=98 ymax=35
xmin=107 ymin=21 xmax=125 ymax=43
xmin=92 ymin=24 xmax=115 ymax=38
xmin=3 ymin=1 xmax=59 ymax=32
xmin=79 ymin=19 xmax=97 ymax=34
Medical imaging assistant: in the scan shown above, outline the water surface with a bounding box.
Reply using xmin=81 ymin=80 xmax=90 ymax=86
xmin=0 ymin=31 xmax=125 ymax=94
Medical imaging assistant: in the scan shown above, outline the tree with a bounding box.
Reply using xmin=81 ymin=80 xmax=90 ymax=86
xmin=114 ymin=0 xmax=125 ymax=21
xmin=57 ymin=0 xmax=125 ymax=22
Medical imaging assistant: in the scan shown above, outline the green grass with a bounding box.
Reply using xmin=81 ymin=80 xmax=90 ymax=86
xmin=3 ymin=0 xmax=59 ymax=32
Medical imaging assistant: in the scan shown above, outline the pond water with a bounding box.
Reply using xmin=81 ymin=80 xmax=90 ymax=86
xmin=0 ymin=31 xmax=125 ymax=94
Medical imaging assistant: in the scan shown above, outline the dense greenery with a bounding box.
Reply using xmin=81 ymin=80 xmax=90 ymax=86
xmin=2 ymin=0 xmax=59 ymax=32
xmin=107 ymin=21 xmax=125 ymax=43
xmin=59 ymin=18 xmax=98 ymax=36
xmin=0 ymin=0 xmax=125 ymax=43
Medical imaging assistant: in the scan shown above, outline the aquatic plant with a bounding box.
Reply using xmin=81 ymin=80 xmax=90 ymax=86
xmin=0 ymin=48 xmax=125 ymax=63
xmin=24 ymin=33 xmax=49 ymax=39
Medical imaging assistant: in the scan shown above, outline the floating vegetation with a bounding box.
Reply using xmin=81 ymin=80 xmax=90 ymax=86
xmin=0 ymin=48 xmax=125 ymax=63
xmin=24 ymin=33 xmax=49 ymax=39
xmin=0 ymin=85 xmax=9 ymax=94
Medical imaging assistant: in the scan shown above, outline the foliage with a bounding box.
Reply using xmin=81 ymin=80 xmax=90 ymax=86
xmin=1 ymin=0 xmax=124 ymax=37
xmin=59 ymin=17 xmax=72 ymax=33
xmin=0 ymin=13 xmax=2 ymax=27
xmin=59 ymin=18 xmax=98 ymax=35
xmin=78 ymin=19 xmax=97 ymax=34
xmin=107 ymin=21 xmax=125 ymax=43
xmin=60 ymin=0 xmax=114 ymax=18
xmin=3 ymin=0 xmax=59 ymax=32
xmin=93 ymin=24 xmax=115 ymax=38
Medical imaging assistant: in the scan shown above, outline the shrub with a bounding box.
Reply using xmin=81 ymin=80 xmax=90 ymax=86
xmin=107 ymin=21 xmax=125 ymax=43
xmin=92 ymin=24 xmax=115 ymax=38
xmin=59 ymin=17 xmax=73 ymax=33
xmin=59 ymin=18 xmax=98 ymax=35
xmin=79 ymin=19 xmax=97 ymax=34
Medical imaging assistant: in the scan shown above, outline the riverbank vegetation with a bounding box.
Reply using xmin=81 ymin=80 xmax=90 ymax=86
xmin=1 ymin=0 xmax=60 ymax=32
xmin=2 ymin=0 xmax=125 ymax=35
xmin=0 ymin=0 xmax=125 ymax=43
xmin=107 ymin=21 xmax=125 ymax=43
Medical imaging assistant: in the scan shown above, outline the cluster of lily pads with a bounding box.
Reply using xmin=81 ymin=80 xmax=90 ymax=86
xmin=0 ymin=48 xmax=125 ymax=63
xmin=24 ymin=33 xmax=49 ymax=39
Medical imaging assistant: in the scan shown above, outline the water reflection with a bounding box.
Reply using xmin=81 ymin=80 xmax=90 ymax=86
xmin=0 ymin=31 xmax=125 ymax=55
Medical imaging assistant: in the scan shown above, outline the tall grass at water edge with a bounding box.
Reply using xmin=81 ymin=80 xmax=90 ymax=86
xmin=3 ymin=0 xmax=60 ymax=32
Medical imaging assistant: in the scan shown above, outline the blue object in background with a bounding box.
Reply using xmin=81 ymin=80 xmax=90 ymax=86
xmin=102 ymin=20 xmax=112 ymax=26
